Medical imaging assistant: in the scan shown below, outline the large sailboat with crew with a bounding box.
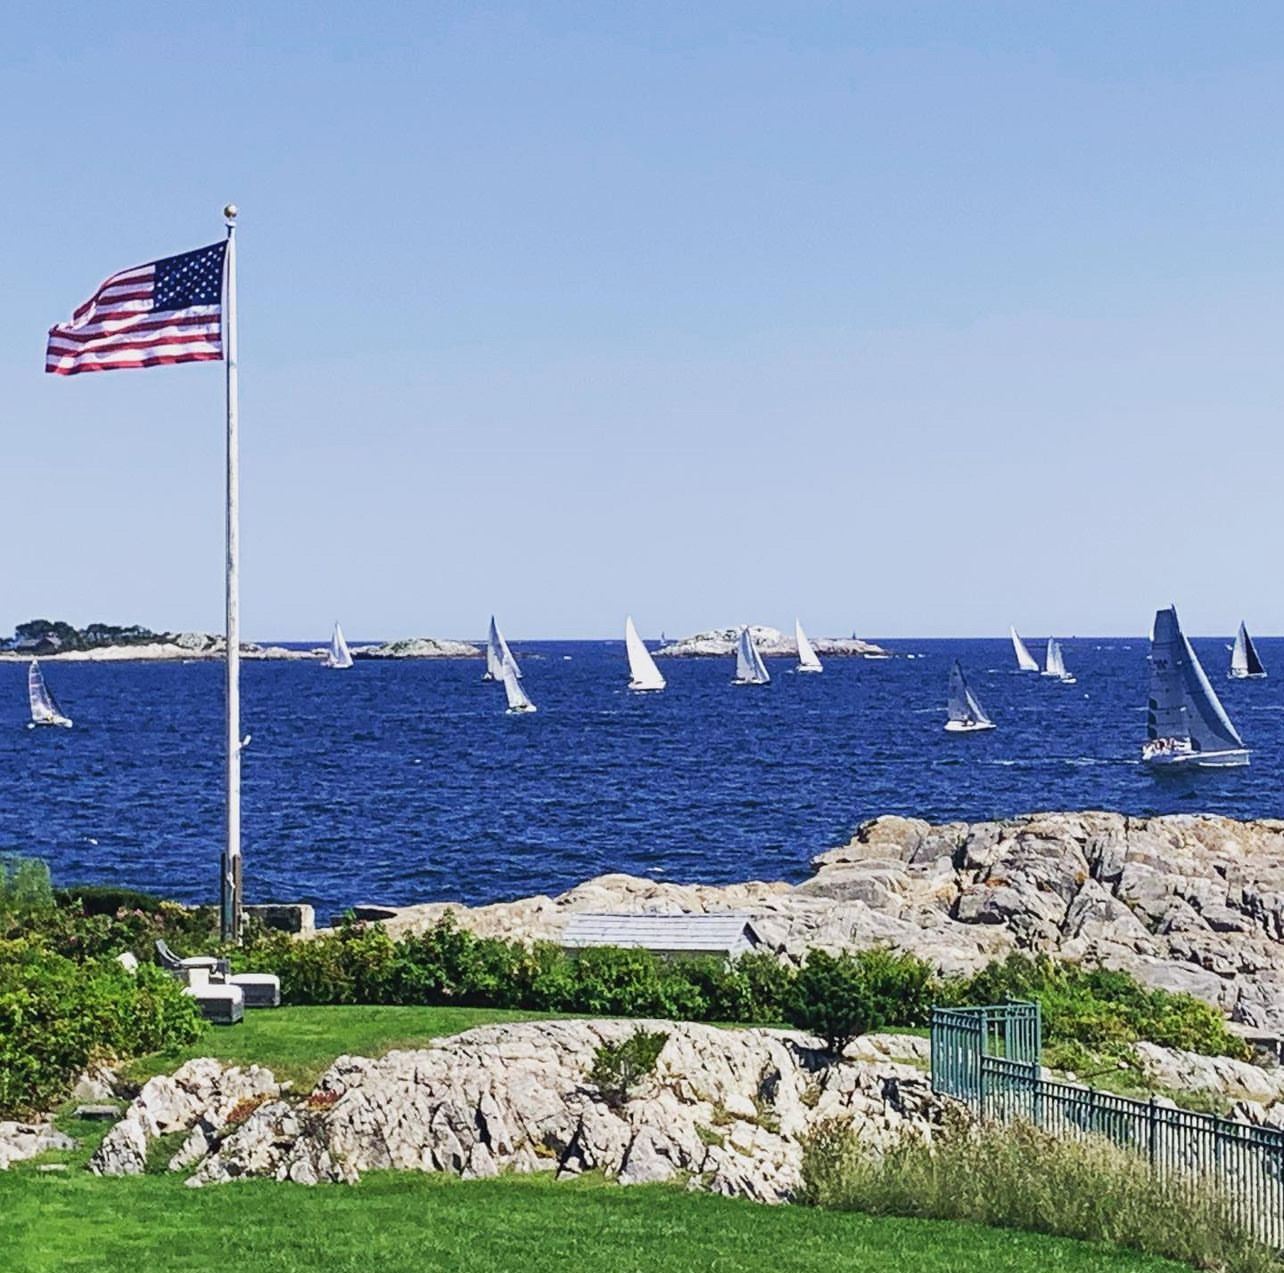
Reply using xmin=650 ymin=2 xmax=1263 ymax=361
xmin=1144 ymin=606 xmax=1248 ymax=769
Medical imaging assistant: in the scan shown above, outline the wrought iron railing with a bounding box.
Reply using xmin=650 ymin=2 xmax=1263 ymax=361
xmin=930 ymin=1002 xmax=1284 ymax=1248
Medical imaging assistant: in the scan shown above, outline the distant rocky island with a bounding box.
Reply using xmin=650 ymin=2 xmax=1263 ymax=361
xmin=655 ymin=625 xmax=888 ymax=658
xmin=0 ymin=620 xmax=479 ymax=662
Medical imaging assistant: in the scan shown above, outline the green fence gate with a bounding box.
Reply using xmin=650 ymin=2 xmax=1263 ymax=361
xmin=930 ymin=1001 xmax=1284 ymax=1249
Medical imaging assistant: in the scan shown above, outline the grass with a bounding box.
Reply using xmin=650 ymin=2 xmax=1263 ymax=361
xmin=121 ymin=1004 xmax=552 ymax=1091
xmin=0 ymin=1008 xmax=1215 ymax=1272
xmin=801 ymin=1116 xmax=1275 ymax=1273
xmin=0 ymin=1169 xmax=1195 ymax=1273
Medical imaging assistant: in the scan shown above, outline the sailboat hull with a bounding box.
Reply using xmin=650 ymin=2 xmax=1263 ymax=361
xmin=1229 ymin=672 xmax=1267 ymax=680
xmin=1143 ymin=747 xmax=1250 ymax=770
xmin=732 ymin=677 xmax=769 ymax=686
xmin=28 ymin=718 xmax=73 ymax=729
xmin=506 ymin=704 xmax=537 ymax=715
xmin=628 ymin=681 xmax=664 ymax=692
xmin=944 ymin=719 xmax=995 ymax=734
xmin=795 ymin=665 xmax=822 ymax=674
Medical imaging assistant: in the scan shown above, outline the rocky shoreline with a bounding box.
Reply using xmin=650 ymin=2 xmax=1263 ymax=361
xmin=0 ymin=634 xmax=480 ymax=662
xmin=357 ymin=811 xmax=1284 ymax=1037
xmin=654 ymin=626 xmax=888 ymax=658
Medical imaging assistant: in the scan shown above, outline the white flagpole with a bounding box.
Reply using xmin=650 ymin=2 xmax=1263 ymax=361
xmin=220 ymin=203 xmax=242 ymax=944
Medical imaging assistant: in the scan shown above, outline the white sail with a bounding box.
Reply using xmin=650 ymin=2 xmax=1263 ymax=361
xmin=733 ymin=626 xmax=770 ymax=685
xmin=1010 ymin=626 xmax=1039 ymax=673
xmin=945 ymin=660 xmax=993 ymax=731
xmin=323 ymin=621 xmax=353 ymax=669
xmin=1043 ymin=638 xmax=1073 ymax=681
xmin=502 ymin=655 xmax=536 ymax=712
xmin=1230 ymin=621 xmax=1267 ymax=679
xmin=485 ymin=616 xmax=521 ymax=681
xmin=1145 ymin=606 xmax=1246 ymax=765
xmin=795 ymin=619 xmax=823 ymax=673
xmin=625 ymin=617 xmax=665 ymax=691
xmin=28 ymin=659 xmax=72 ymax=728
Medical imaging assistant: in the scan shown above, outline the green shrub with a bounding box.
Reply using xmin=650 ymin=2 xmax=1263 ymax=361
xmin=589 ymin=1029 xmax=669 ymax=1108
xmin=785 ymin=950 xmax=884 ymax=1055
xmin=55 ymin=884 xmax=167 ymax=916
xmin=960 ymin=954 xmax=1250 ymax=1064
xmin=799 ymin=1116 xmax=1274 ymax=1273
xmin=846 ymin=948 xmax=937 ymax=1028
xmin=0 ymin=856 xmax=55 ymax=918
xmin=0 ymin=937 xmax=205 ymax=1117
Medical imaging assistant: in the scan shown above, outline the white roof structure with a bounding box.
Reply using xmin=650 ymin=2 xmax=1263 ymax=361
xmin=560 ymin=913 xmax=763 ymax=959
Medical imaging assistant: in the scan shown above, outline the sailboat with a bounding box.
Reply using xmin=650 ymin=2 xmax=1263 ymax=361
xmin=322 ymin=621 xmax=353 ymax=669
xmin=1010 ymin=626 xmax=1039 ymax=673
xmin=795 ymin=620 xmax=823 ymax=674
xmin=501 ymin=655 xmax=536 ymax=714
xmin=1143 ymin=606 xmax=1248 ymax=769
xmin=945 ymin=660 xmax=994 ymax=733
xmin=483 ymin=616 xmax=521 ymax=682
xmin=28 ymin=659 xmax=72 ymax=728
xmin=624 ymin=617 xmax=665 ymax=691
xmin=1229 ymin=622 xmax=1267 ymax=680
xmin=1042 ymin=638 xmax=1076 ymax=684
xmin=732 ymin=626 xmax=770 ymax=686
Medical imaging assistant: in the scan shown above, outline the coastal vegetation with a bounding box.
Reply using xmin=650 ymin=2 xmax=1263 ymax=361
xmin=2 ymin=619 xmax=161 ymax=654
xmin=800 ymin=1116 xmax=1275 ymax=1273
xmin=0 ymin=856 xmax=1253 ymax=1118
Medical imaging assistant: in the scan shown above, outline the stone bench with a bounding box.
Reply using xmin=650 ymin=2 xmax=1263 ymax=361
xmin=182 ymin=983 xmax=244 ymax=1026
xmin=228 ymin=973 xmax=281 ymax=1009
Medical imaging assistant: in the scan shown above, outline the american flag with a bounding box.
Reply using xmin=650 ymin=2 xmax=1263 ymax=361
xmin=46 ymin=241 xmax=227 ymax=375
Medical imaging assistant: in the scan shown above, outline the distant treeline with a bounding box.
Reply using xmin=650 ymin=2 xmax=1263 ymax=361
xmin=2 ymin=619 xmax=160 ymax=654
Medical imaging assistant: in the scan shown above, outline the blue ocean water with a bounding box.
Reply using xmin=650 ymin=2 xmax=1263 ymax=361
xmin=5 ymin=637 xmax=1281 ymax=919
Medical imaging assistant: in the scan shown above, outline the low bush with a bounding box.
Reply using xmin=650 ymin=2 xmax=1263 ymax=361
xmin=0 ymin=937 xmax=205 ymax=1117
xmin=785 ymin=950 xmax=884 ymax=1054
xmin=960 ymin=954 xmax=1251 ymax=1064
xmin=800 ymin=1115 xmax=1275 ymax=1273
xmin=589 ymin=1029 xmax=669 ymax=1108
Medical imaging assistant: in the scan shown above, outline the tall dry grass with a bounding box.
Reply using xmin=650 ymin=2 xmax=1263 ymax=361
xmin=800 ymin=1114 xmax=1277 ymax=1273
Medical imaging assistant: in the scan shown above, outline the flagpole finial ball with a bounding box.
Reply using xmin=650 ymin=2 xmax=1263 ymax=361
xmin=223 ymin=204 xmax=238 ymax=221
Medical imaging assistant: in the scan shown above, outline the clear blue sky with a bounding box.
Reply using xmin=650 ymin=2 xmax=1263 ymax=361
xmin=4 ymin=2 xmax=1282 ymax=640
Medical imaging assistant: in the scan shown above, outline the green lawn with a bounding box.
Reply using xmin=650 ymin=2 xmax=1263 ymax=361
xmin=0 ymin=1007 xmax=1198 ymax=1272
xmin=0 ymin=1169 xmax=1190 ymax=1273
xmin=123 ymin=1004 xmax=551 ymax=1090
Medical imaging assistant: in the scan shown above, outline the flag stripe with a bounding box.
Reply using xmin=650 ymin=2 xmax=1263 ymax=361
xmin=46 ymin=351 xmax=223 ymax=376
xmin=48 ymin=242 xmax=226 ymax=376
xmin=50 ymin=310 xmax=221 ymax=344
xmin=47 ymin=333 xmax=221 ymax=357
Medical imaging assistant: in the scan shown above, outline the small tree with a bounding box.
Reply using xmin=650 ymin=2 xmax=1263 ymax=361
xmin=589 ymin=1028 xmax=669 ymax=1108
xmin=785 ymin=950 xmax=883 ymax=1056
